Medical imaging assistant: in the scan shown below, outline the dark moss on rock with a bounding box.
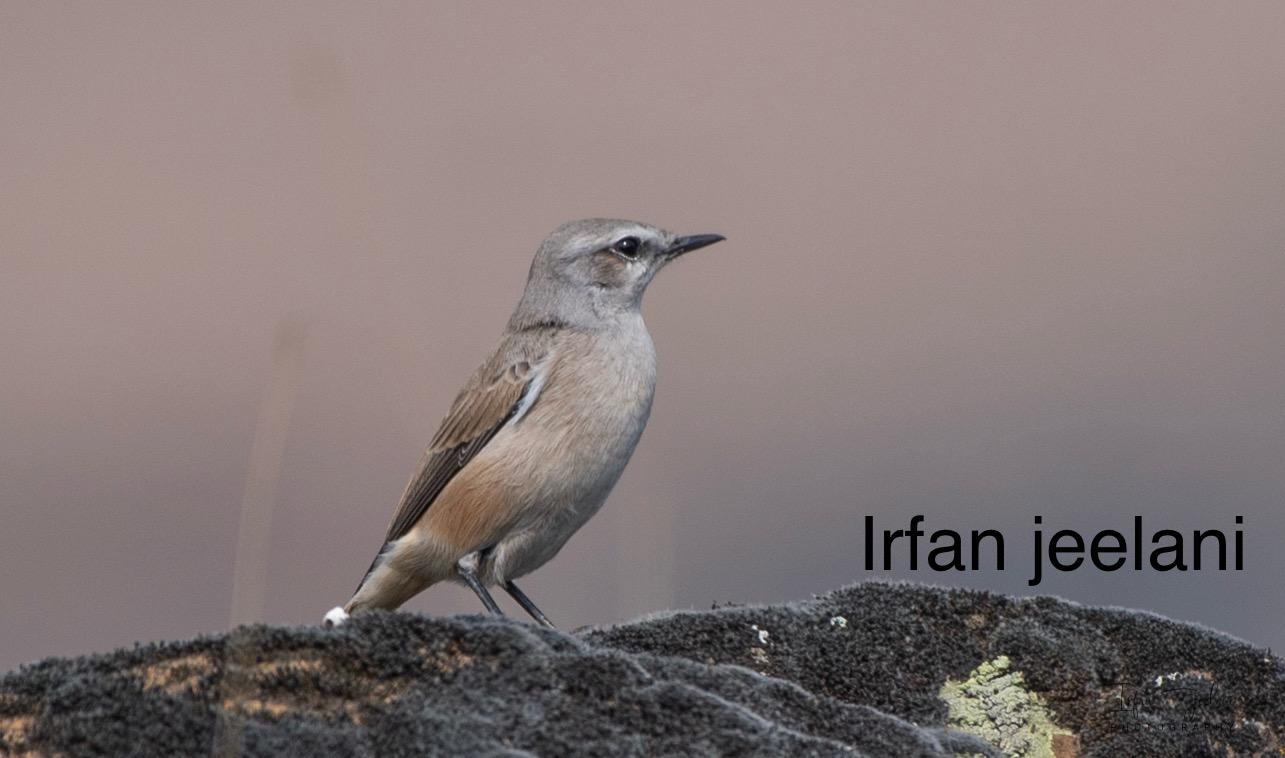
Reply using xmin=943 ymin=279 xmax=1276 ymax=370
xmin=2 ymin=582 xmax=1279 ymax=756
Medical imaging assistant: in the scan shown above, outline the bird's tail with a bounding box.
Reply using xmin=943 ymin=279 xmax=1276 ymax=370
xmin=324 ymin=540 xmax=430 ymax=625
xmin=353 ymin=542 xmax=392 ymax=597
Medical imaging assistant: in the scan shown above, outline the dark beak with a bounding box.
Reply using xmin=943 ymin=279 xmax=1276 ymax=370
xmin=665 ymin=233 xmax=726 ymax=259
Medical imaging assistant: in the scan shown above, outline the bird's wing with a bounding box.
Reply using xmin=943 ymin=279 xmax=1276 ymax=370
xmin=381 ymin=340 xmax=550 ymax=545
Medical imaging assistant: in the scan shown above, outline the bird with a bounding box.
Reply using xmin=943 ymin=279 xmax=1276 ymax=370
xmin=324 ymin=219 xmax=725 ymax=628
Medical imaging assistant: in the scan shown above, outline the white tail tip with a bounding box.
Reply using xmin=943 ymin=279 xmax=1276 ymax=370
xmin=323 ymin=606 xmax=349 ymax=627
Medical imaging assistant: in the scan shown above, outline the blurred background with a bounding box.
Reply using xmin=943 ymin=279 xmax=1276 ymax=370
xmin=3 ymin=2 xmax=1284 ymax=671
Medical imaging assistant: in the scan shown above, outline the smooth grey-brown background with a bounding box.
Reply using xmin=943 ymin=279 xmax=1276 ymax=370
xmin=3 ymin=2 xmax=1284 ymax=671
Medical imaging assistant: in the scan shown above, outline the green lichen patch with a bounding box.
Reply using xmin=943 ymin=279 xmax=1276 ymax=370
xmin=940 ymin=656 xmax=1079 ymax=758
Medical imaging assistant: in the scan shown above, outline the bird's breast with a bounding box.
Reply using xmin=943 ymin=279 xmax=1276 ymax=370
xmin=530 ymin=326 xmax=656 ymax=460
xmin=487 ymin=325 xmax=655 ymax=518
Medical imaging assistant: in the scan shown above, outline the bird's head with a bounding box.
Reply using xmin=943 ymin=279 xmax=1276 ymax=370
xmin=517 ymin=218 xmax=725 ymax=325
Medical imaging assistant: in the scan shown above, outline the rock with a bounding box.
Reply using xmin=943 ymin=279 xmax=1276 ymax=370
xmin=2 ymin=581 xmax=1280 ymax=756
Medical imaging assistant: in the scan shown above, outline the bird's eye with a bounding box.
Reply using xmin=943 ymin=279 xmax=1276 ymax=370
xmin=612 ymin=236 xmax=640 ymax=259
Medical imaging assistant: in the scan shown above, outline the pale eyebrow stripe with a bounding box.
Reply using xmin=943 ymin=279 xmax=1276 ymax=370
xmin=567 ymin=226 xmax=654 ymax=250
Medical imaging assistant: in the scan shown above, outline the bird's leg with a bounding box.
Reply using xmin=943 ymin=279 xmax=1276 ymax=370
xmin=455 ymin=553 xmax=503 ymax=616
xmin=503 ymin=580 xmax=555 ymax=628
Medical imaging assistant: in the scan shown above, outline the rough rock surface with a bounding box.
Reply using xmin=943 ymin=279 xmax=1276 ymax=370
xmin=2 ymin=582 xmax=1281 ymax=756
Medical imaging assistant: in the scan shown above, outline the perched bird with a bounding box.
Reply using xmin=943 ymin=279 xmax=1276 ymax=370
xmin=324 ymin=219 xmax=724 ymax=627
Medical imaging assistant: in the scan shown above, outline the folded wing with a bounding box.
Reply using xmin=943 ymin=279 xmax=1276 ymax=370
xmin=383 ymin=350 xmax=545 ymax=545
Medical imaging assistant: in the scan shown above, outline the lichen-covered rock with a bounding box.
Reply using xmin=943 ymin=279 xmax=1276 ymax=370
xmin=2 ymin=581 xmax=1281 ymax=756
xmin=940 ymin=656 xmax=1075 ymax=757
